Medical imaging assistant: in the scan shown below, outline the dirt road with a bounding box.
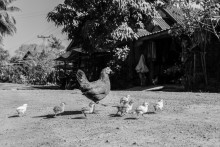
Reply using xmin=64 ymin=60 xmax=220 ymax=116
xmin=0 ymin=89 xmax=220 ymax=147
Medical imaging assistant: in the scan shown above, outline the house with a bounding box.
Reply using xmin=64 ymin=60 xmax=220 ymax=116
xmin=126 ymin=5 xmax=184 ymax=87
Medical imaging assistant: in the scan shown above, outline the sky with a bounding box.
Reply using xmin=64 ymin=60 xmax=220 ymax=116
xmin=3 ymin=0 xmax=71 ymax=56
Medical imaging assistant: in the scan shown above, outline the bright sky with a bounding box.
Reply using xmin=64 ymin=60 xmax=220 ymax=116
xmin=3 ymin=0 xmax=71 ymax=56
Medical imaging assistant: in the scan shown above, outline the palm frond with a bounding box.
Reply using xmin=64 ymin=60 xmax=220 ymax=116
xmin=0 ymin=0 xmax=18 ymax=41
xmin=6 ymin=6 xmax=20 ymax=12
xmin=0 ymin=17 xmax=16 ymax=35
xmin=4 ymin=0 xmax=17 ymax=6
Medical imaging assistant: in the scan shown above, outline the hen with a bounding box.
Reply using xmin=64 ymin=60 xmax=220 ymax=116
xmin=76 ymin=67 xmax=112 ymax=104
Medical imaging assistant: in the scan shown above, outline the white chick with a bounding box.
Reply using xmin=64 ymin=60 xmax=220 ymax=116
xmin=53 ymin=102 xmax=66 ymax=117
xmin=125 ymin=100 xmax=134 ymax=114
xmin=115 ymin=100 xmax=134 ymax=116
xmin=16 ymin=104 xmax=28 ymax=117
xmin=120 ymin=95 xmax=130 ymax=105
xmin=81 ymin=102 xmax=96 ymax=117
xmin=135 ymin=102 xmax=149 ymax=117
xmin=154 ymin=99 xmax=163 ymax=111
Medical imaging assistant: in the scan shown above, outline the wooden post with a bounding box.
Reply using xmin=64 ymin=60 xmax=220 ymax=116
xmin=128 ymin=41 xmax=134 ymax=81
xmin=193 ymin=53 xmax=196 ymax=84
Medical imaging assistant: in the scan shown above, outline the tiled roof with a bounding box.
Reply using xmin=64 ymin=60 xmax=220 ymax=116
xmin=136 ymin=27 xmax=172 ymax=39
xmin=136 ymin=29 xmax=150 ymax=38
xmin=135 ymin=17 xmax=171 ymax=39
xmin=163 ymin=6 xmax=184 ymax=24
xmin=153 ymin=18 xmax=170 ymax=30
xmin=148 ymin=27 xmax=171 ymax=36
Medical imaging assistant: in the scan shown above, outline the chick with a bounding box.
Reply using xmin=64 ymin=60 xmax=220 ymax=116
xmin=16 ymin=104 xmax=28 ymax=117
xmin=124 ymin=100 xmax=134 ymax=114
xmin=53 ymin=102 xmax=66 ymax=117
xmin=135 ymin=102 xmax=149 ymax=117
xmin=81 ymin=102 xmax=96 ymax=117
xmin=115 ymin=100 xmax=134 ymax=116
xmin=120 ymin=95 xmax=130 ymax=105
xmin=153 ymin=99 xmax=163 ymax=111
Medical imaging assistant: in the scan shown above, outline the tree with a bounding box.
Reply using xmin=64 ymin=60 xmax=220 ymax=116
xmin=170 ymin=0 xmax=220 ymax=40
xmin=0 ymin=47 xmax=10 ymax=82
xmin=168 ymin=0 xmax=220 ymax=89
xmin=0 ymin=47 xmax=9 ymax=64
xmin=0 ymin=0 xmax=20 ymax=43
xmin=47 ymin=0 xmax=162 ymax=53
xmin=47 ymin=35 xmax=65 ymax=50
xmin=10 ymin=43 xmax=61 ymax=85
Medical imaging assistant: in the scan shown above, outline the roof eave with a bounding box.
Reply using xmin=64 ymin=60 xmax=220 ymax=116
xmin=139 ymin=29 xmax=171 ymax=41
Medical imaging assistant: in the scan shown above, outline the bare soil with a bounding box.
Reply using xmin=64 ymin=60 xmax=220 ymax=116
xmin=0 ymin=87 xmax=220 ymax=147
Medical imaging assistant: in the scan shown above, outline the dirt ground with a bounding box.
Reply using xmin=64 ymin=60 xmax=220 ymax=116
xmin=0 ymin=86 xmax=220 ymax=147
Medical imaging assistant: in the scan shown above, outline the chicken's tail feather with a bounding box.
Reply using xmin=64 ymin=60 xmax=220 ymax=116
xmin=76 ymin=69 xmax=89 ymax=86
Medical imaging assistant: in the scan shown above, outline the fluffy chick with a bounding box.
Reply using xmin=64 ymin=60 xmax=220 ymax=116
xmin=53 ymin=102 xmax=66 ymax=117
xmin=115 ymin=100 xmax=134 ymax=116
xmin=153 ymin=99 xmax=163 ymax=111
xmin=124 ymin=100 xmax=134 ymax=114
xmin=120 ymin=95 xmax=130 ymax=105
xmin=135 ymin=102 xmax=149 ymax=117
xmin=16 ymin=104 xmax=28 ymax=116
xmin=81 ymin=102 xmax=96 ymax=117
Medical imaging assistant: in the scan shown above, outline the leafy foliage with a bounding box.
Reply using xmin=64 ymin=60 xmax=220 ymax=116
xmin=169 ymin=0 xmax=220 ymax=42
xmin=47 ymin=0 xmax=161 ymax=52
xmin=47 ymin=35 xmax=65 ymax=50
xmin=109 ymin=45 xmax=130 ymax=71
xmin=0 ymin=47 xmax=10 ymax=82
xmin=9 ymin=40 xmax=64 ymax=85
xmin=168 ymin=0 xmax=220 ymax=89
xmin=0 ymin=0 xmax=20 ymax=43
xmin=0 ymin=47 xmax=9 ymax=63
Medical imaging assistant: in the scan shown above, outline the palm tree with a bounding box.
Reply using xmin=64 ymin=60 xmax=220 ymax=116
xmin=0 ymin=0 xmax=20 ymax=43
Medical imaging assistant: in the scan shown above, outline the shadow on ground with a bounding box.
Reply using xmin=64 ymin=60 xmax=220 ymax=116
xmin=30 ymin=85 xmax=61 ymax=90
xmin=124 ymin=117 xmax=138 ymax=120
xmin=72 ymin=116 xmax=86 ymax=119
xmin=32 ymin=111 xmax=82 ymax=119
xmin=145 ymin=112 xmax=156 ymax=114
xmin=108 ymin=114 xmax=122 ymax=117
xmin=8 ymin=115 xmax=19 ymax=118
